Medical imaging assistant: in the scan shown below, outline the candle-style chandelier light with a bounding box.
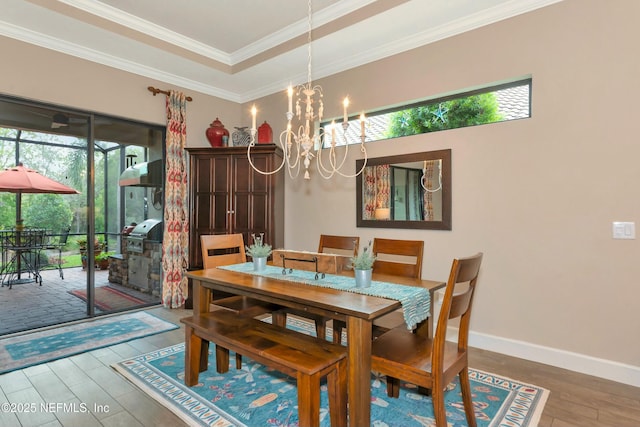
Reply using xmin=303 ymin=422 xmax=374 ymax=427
xmin=247 ymin=0 xmax=367 ymax=180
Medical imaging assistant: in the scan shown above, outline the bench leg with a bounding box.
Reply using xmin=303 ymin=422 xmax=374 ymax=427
xmin=386 ymin=376 xmax=400 ymax=398
xmin=199 ymin=340 xmax=209 ymax=372
xmin=332 ymin=320 xmax=346 ymax=344
xmin=184 ymin=326 xmax=202 ymax=386
xmin=235 ymin=352 xmax=242 ymax=369
xmin=327 ymin=360 xmax=348 ymax=427
xmin=314 ymin=319 xmax=327 ymax=341
xmin=215 ymin=345 xmax=230 ymax=374
xmin=297 ymin=372 xmax=321 ymax=427
xmin=272 ymin=311 xmax=287 ymax=328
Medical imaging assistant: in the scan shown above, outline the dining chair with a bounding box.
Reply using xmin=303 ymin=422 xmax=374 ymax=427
xmin=201 ymin=234 xmax=277 ymax=315
xmin=318 ymin=234 xmax=360 ymax=270
xmin=272 ymin=234 xmax=360 ymax=343
xmin=370 ymin=252 xmax=483 ymax=427
xmin=333 ymin=237 xmax=425 ymax=341
xmin=200 ymin=234 xmax=277 ymax=367
xmin=372 ymin=237 xmax=424 ymax=279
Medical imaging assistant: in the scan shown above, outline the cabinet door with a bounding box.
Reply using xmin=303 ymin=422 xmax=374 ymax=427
xmin=190 ymin=154 xmax=231 ymax=268
xmin=212 ymin=155 xmax=232 ymax=233
xmin=231 ymin=153 xmax=271 ymax=246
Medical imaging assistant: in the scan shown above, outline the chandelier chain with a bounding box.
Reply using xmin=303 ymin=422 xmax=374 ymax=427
xmin=246 ymin=0 xmax=368 ymax=180
xmin=307 ymin=0 xmax=313 ymax=85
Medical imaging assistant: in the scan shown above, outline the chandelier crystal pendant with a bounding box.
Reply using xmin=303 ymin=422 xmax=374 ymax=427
xmin=246 ymin=0 xmax=368 ymax=180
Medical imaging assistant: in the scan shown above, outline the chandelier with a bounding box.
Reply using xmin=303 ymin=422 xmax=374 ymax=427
xmin=247 ymin=0 xmax=367 ymax=180
xmin=421 ymin=160 xmax=443 ymax=193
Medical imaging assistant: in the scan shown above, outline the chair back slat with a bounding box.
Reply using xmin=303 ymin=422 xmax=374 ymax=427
xmin=318 ymin=235 xmax=359 ymax=257
xmin=448 ymin=288 xmax=474 ymax=319
xmin=318 ymin=234 xmax=359 ymax=271
xmin=201 ymin=234 xmax=246 ymax=269
xmin=372 ymin=238 xmax=424 ymax=279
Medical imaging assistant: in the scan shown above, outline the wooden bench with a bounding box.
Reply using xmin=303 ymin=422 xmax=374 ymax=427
xmin=181 ymin=310 xmax=348 ymax=427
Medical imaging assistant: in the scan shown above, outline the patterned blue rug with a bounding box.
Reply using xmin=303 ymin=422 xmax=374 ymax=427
xmin=0 ymin=311 xmax=178 ymax=374
xmin=113 ymin=318 xmax=548 ymax=427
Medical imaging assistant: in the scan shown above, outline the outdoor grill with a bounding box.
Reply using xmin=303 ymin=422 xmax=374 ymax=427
xmin=126 ymin=218 xmax=162 ymax=254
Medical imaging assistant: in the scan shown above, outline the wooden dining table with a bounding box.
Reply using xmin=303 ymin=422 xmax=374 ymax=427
xmin=186 ymin=266 xmax=445 ymax=426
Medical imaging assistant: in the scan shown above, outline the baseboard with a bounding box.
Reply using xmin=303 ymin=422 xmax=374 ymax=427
xmin=458 ymin=328 xmax=640 ymax=388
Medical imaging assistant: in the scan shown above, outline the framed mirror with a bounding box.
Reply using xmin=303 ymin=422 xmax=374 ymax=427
xmin=356 ymin=149 xmax=451 ymax=230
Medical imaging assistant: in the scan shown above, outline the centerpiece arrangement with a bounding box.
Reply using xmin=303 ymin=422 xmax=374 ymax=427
xmin=245 ymin=233 xmax=272 ymax=271
xmin=350 ymin=240 xmax=376 ymax=287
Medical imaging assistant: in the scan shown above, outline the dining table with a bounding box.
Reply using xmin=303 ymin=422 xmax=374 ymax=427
xmin=186 ymin=263 xmax=445 ymax=426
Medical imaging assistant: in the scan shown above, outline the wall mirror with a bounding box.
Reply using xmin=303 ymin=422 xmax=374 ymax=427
xmin=356 ymin=149 xmax=451 ymax=230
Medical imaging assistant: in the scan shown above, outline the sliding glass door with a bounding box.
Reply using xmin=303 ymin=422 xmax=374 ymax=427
xmin=0 ymin=95 xmax=164 ymax=335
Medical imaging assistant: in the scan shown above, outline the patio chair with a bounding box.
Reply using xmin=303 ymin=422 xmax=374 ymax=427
xmin=44 ymin=227 xmax=70 ymax=279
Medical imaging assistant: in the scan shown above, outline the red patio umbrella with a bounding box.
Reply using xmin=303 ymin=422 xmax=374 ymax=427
xmin=0 ymin=164 xmax=80 ymax=225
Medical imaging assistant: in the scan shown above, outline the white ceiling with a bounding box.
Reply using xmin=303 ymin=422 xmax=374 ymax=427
xmin=2 ymin=0 xmax=562 ymax=103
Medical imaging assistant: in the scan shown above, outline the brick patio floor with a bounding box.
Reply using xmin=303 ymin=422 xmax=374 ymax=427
xmin=0 ymin=266 xmax=160 ymax=336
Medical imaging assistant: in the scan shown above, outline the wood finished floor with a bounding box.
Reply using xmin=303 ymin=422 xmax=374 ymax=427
xmin=0 ymin=307 xmax=638 ymax=427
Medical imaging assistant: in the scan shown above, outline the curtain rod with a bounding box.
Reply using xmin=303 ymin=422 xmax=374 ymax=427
xmin=147 ymin=86 xmax=193 ymax=101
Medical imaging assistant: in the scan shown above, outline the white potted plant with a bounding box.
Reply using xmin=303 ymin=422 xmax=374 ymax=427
xmin=350 ymin=240 xmax=376 ymax=288
xmin=245 ymin=233 xmax=272 ymax=271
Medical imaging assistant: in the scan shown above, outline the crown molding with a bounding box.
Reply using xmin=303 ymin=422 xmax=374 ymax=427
xmin=1 ymin=0 xmax=565 ymax=103
xmin=0 ymin=21 xmax=243 ymax=102
xmin=55 ymin=0 xmax=231 ymax=63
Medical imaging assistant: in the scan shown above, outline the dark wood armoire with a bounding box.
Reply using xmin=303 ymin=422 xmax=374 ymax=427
xmin=186 ymin=145 xmax=284 ymax=270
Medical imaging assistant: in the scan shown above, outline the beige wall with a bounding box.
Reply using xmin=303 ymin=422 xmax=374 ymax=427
xmin=249 ymin=0 xmax=640 ymax=385
xmin=0 ymin=38 xmax=241 ymax=147
xmin=1 ymin=0 xmax=637 ymax=385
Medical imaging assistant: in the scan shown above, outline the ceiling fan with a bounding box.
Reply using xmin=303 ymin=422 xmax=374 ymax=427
xmin=51 ymin=112 xmax=92 ymax=129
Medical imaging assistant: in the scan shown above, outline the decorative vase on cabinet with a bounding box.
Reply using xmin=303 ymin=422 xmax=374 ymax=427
xmin=257 ymin=121 xmax=273 ymax=144
xmin=205 ymin=117 xmax=229 ymax=147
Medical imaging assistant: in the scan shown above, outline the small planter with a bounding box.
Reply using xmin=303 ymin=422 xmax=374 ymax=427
xmin=253 ymin=257 xmax=267 ymax=272
xmin=246 ymin=233 xmax=272 ymax=272
xmin=354 ymin=268 xmax=372 ymax=288
xmin=96 ymin=251 xmax=114 ymax=270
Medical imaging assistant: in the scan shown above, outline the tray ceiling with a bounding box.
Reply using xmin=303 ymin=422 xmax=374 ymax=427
xmin=1 ymin=0 xmax=562 ymax=102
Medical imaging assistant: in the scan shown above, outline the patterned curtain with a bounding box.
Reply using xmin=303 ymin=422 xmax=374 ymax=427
xmin=377 ymin=164 xmax=390 ymax=209
xmin=363 ymin=165 xmax=391 ymax=219
xmin=161 ymin=91 xmax=189 ymax=308
xmin=423 ymin=161 xmax=435 ymax=220
xmin=363 ymin=166 xmax=375 ymax=219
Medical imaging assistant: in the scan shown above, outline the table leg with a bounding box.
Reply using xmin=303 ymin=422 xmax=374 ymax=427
xmin=346 ymin=316 xmax=371 ymax=427
xmin=192 ymin=279 xmax=211 ymax=316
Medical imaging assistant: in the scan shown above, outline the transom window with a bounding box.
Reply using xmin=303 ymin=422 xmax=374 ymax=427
xmin=322 ymin=78 xmax=531 ymax=147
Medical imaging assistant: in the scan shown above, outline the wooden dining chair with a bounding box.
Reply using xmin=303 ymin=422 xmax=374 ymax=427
xmin=200 ymin=234 xmax=277 ymax=367
xmin=333 ymin=237 xmax=425 ymax=341
xmin=201 ymin=234 xmax=276 ymax=315
xmin=370 ymin=252 xmax=483 ymax=427
xmin=272 ymin=234 xmax=360 ymax=342
xmin=318 ymin=234 xmax=360 ymax=270
xmin=372 ymin=237 xmax=424 ymax=279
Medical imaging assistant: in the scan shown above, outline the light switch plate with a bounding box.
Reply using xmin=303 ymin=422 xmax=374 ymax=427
xmin=613 ymin=222 xmax=635 ymax=239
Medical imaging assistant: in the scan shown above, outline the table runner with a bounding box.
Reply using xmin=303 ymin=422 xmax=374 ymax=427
xmin=219 ymin=263 xmax=430 ymax=329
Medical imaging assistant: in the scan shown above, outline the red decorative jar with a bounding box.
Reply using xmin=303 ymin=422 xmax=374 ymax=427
xmin=205 ymin=117 xmax=229 ymax=147
xmin=257 ymin=121 xmax=273 ymax=144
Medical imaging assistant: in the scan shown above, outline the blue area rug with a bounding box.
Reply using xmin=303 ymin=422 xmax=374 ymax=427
xmin=113 ymin=317 xmax=548 ymax=427
xmin=0 ymin=310 xmax=178 ymax=374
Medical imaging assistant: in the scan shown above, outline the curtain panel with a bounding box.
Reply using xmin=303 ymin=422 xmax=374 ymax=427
xmin=161 ymin=91 xmax=189 ymax=308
